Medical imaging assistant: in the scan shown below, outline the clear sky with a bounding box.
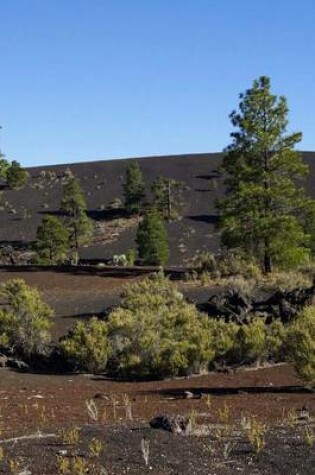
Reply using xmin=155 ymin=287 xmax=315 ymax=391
xmin=1 ymin=0 xmax=315 ymax=167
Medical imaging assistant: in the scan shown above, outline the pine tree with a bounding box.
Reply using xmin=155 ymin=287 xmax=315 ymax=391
xmin=123 ymin=161 xmax=146 ymax=215
xmin=217 ymin=76 xmax=314 ymax=273
xmin=136 ymin=209 xmax=170 ymax=265
xmin=0 ymin=151 xmax=9 ymax=181
xmin=68 ymin=209 xmax=94 ymax=250
xmin=151 ymin=176 xmax=183 ymax=221
xmin=6 ymin=160 xmax=28 ymax=189
xmin=60 ymin=176 xmax=93 ymax=252
xmin=61 ymin=176 xmax=87 ymax=217
xmin=35 ymin=215 xmax=70 ymax=264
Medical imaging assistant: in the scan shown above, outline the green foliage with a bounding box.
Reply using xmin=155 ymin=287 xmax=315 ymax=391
xmin=61 ymin=176 xmax=87 ymax=217
xmin=60 ymin=176 xmax=93 ymax=250
xmin=107 ymin=274 xmax=214 ymax=378
xmin=235 ymin=318 xmax=267 ymax=365
xmin=136 ymin=209 xmax=170 ymax=265
xmin=68 ymin=210 xmax=94 ymax=249
xmin=151 ymin=176 xmax=183 ymax=221
xmin=266 ymin=320 xmax=287 ymax=362
xmin=35 ymin=215 xmax=70 ymax=264
xmin=123 ymin=161 xmax=146 ymax=215
xmin=6 ymin=160 xmax=29 ymax=189
xmin=234 ymin=317 xmax=286 ymax=365
xmin=60 ymin=317 xmax=110 ymax=373
xmin=218 ymin=76 xmax=314 ymax=273
xmin=209 ymin=319 xmax=238 ymax=359
xmin=0 ymin=152 xmax=9 ymax=181
xmin=0 ymin=279 xmax=53 ymax=358
xmin=286 ymin=306 xmax=315 ymax=384
xmin=125 ymin=249 xmax=137 ymax=266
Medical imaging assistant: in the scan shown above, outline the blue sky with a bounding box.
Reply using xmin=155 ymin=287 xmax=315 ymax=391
xmin=1 ymin=0 xmax=315 ymax=167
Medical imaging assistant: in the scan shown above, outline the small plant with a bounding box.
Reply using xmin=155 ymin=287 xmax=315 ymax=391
xmin=286 ymin=409 xmax=298 ymax=428
xmin=205 ymin=394 xmax=212 ymax=409
xmin=218 ymin=403 xmax=230 ymax=425
xmin=57 ymin=455 xmax=70 ymax=475
xmin=0 ymin=446 xmax=4 ymax=463
xmin=72 ymin=457 xmax=87 ymax=475
xmin=141 ymin=437 xmax=150 ymax=467
xmin=223 ymin=440 xmax=236 ymax=460
xmin=112 ymin=398 xmax=119 ymax=421
xmin=303 ymin=427 xmax=315 ymax=448
xmin=9 ymin=459 xmax=20 ymax=474
xmin=89 ymin=437 xmax=103 ymax=458
xmin=60 ymin=427 xmax=80 ymax=445
xmin=247 ymin=419 xmax=266 ymax=454
xmin=123 ymin=394 xmax=133 ymax=421
xmin=188 ymin=408 xmax=198 ymax=431
xmin=86 ymin=399 xmax=99 ymax=422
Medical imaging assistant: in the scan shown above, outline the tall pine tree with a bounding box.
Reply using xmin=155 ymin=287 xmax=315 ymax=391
xmin=60 ymin=176 xmax=93 ymax=254
xmin=217 ymin=76 xmax=314 ymax=272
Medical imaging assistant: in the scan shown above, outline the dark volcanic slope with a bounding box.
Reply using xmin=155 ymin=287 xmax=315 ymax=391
xmin=1 ymin=152 xmax=315 ymax=265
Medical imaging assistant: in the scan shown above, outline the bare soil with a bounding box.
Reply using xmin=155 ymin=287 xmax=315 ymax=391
xmin=0 ymin=364 xmax=314 ymax=474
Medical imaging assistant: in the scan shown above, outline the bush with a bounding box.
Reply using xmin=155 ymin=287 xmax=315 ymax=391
xmin=286 ymin=306 xmax=315 ymax=384
xmin=0 ymin=279 xmax=53 ymax=359
xmin=59 ymin=317 xmax=110 ymax=373
xmin=235 ymin=318 xmax=267 ymax=365
xmin=224 ymin=275 xmax=257 ymax=297
xmin=107 ymin=274 xmax=214 ymax=378
xmin=209 ymin=319 xmax=238 ymax=360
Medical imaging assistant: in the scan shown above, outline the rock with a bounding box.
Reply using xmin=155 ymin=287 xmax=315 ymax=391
xmin=184 ymin=391 xmax=202 ymax=400
xmin=6 ymin=359 xmax=30 ymax=372
xmin=57 ymin=449 xmax=68 ymax=456
xmin=17 ymin=470 xmax=32 ymax=475
xmin=94 ymin=392 xmax=110 ymax=400
xmin=150 ymin=415 xmax=190 ymax=434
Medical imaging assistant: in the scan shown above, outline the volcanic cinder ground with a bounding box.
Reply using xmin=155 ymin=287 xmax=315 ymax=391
xmin=1 ymin=151 xmax=314 ymax=265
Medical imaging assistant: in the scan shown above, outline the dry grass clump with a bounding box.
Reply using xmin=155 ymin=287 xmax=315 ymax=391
xmin=263 ymin=271 xmax=313 ymax=292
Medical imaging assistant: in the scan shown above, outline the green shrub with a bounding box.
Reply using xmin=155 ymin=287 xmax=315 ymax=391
xmin=209 ymin=320 xmax=238 ymax=359
xmin=286 ymin=306 xmax=315 ymax=384
xmin=235 ymin=318 xmax=267 ymax=365
xmin=266 ymin=320 xmax=287 ymax=361
xmin=126 ymin=249 xmax=137 ymax=266
xmin=0 ymin=279 xmax=53 ymax=358
xmin=107 ymin=274 xmax=214 ymax=378
xmin=224 ymin=275 xmax=257 ymax=297
xmin=59 ymin=317 xmax=110 ymax=373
